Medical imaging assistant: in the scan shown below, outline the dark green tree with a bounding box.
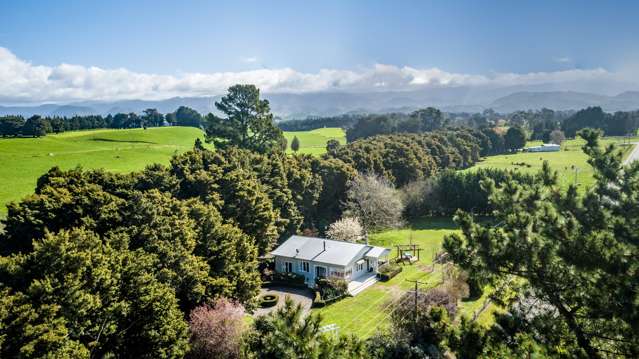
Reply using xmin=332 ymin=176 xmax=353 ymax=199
xmin=290 ymin=136 xmax=300 ymax=152
xmin=411 ymin=107 xmax=445 ymax=132
xmin=205 ymin=84 xmax=284 ymax=153
xmin=22 ymin=115 xmax=49 ymax=137
xmin=175 ymin=106 xmax=203 ymax=128
xmin=0 ymin=116 xmax=26 ymax=137
xmin=243 ymin=298 xmax=365 ymax=358
xmin=444 ymin=129 xmax=639 ymax=358
xmin=504 ymin=126 xmax=526 ymax=151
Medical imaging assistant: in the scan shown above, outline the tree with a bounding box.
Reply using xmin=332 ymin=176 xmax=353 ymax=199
xmin=188 ymin=298 xmax=245 ymax=359
xmin=143 ymin=108 xmax=164 ymax=127
xmin=243 ymin=298 xmax=365 ymax=358
xmin=291 ymin=135 xmax=300 ymax=152
xmin=411 ymin=107 xmax=445 ymax=132
xmin=175 ymin=106 xmax=203 ymax=128
xmin=326 ymin=217 xmax=363 ymax=242
xmin=326 ymin=139 xmax=341 ymax=155
xmin=343 ymin=174 xmax=404 ymax=232
xmin=22 ymin=115 xmax=49 ymax=137
xmin=549 ymin=129 xmax=565 ymax=145
xmin=443 ymin=129 xmax=639 ymax=358
xmin=0 ymin=116 xmax=25 ymax=137
xmin=504 ymin=126 xmax=526 ymax=151
xmin=205 ymin=84 xmax=285 ymax=153
xmin=0 ymin=228 xmax=190 ymax=358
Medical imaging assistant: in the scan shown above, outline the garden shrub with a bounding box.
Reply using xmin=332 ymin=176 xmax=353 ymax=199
xmin=259 ymin=294 xmax=279 ymax=308
xmin=378 ymin=263 xmax=402 ymax=281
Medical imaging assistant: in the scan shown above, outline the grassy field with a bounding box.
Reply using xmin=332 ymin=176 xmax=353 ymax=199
xmin=0 ymin=126 xmax=346 ymax=216
xmin=283 ymin=127 xmax=346 ymax=155
xmin=468 ymin=136 xmax=638 ymax=189
xmin=313 ymin=217 xmax=496 ymax=338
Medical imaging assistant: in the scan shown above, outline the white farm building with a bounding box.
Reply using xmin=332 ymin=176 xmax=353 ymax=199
xmin=525 ymin=143 xmax=560 ymax=152
xmin=270 ymin=235 xmax=390 ymax=295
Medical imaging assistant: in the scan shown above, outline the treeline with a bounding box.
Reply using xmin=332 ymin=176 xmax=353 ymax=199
xmin=0 ymin=106 xmax=204 ymax=138
xmin=326 ymin=127 xmax=516 ymax=187
xmin=0 ymin=146 xmax=358 ymax=357
xmin=277 ymin=113 xmax=361 ymax=131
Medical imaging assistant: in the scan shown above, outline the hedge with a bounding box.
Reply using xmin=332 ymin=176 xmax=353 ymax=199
xmin=259 ymin=294 xmax=279 ymax=308
xmin=377 ymin=264 xmax=403 ymax=281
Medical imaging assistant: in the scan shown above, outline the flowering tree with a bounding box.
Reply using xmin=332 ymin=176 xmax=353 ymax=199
xmin=188 ymin=298 xmax=245 ymax=359
xmin=326 ymin=217 xmax=363 ymax=242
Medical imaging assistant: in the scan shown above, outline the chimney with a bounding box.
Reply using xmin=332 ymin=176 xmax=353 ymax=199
xmin=323 ymin=241 xmax=326 ymax=251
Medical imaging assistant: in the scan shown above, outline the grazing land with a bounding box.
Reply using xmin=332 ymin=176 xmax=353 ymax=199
xmin=283 ymin=127 xmax=346 ymax=155
xmin=468 ymin=136 xmax=638 ymax=189
xmin=314 ymin=217 xmax=497 ymax=338
xmin=0 ymin=126 xmax=346 ymax=216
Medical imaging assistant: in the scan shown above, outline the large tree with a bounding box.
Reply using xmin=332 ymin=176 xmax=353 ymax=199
xmin=504 ymin=126 xmax=526 ymax=151
xmin=205 ymin=84 xmax=285 ymax=153
xmin=443 ymin=129 xmax=639 ymax=358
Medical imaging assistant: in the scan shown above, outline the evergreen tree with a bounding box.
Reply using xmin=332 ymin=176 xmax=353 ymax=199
xmin=205 ymin=84 xmax=285 ymax=153
xmin=291 ymin=135 xmax=300 ymax=152
xmin=444 ymin=128 xmax=639 ymax=357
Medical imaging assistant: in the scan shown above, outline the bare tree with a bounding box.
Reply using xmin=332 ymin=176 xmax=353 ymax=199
xmin=326 ymin=217 xmax=364 ymax=242
xmin=343 ymin=173 xmax=404 ymax=232
xmin=188 ymin=298 xmax=245 ymax=359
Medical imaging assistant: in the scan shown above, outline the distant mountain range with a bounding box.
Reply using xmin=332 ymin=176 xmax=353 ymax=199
xmin=2 ymin=89 xmax=639 ymax=119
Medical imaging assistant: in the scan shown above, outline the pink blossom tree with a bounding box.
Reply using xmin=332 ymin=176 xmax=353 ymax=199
xmin=188 ymin=298 xmax=246 ymax=359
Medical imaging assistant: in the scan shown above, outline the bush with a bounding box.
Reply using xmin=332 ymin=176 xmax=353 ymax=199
xmin=316 ymin=277 xmax=348 ymax=302
xmin=378 ymin=263 xmax=402 ymax=281
xmin=259 ymin=294 xmax=279 ymax=308
xmin=272 ymin=272 xmax=306 ymax=286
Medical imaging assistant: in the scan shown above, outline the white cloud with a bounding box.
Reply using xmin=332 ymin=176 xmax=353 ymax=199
xmin=0 ymin=47 xmax=630 ymax=104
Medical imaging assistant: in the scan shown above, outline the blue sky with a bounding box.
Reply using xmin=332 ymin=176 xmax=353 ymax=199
xmin=1 ymin=0 xmax=638 ymax=102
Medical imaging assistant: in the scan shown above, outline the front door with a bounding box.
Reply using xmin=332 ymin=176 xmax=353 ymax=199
xmin=315 ymin=266 xmax=326 ymax=278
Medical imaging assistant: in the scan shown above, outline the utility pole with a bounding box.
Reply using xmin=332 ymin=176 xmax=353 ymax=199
xmin=405 ymin=279 xmax=429 ymax=336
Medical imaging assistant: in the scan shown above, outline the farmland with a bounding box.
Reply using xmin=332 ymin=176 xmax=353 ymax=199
xmin=0 ymin=126 xmax=346 ymax=216
xmin=468 ymin=136 xmax=638 ymax=189
xmin=314 ymin=217 xmax=497 ymax=338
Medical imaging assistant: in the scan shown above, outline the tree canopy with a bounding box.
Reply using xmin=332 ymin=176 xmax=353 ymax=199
xmin=205 ymin=85 xmax=285 ymax=153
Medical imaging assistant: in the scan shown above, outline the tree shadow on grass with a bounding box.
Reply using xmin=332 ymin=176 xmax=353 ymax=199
xmin=90 ymin=137 xmax=156 ymax=144
xmin=408 ymin=216 xmax=459 ymax=231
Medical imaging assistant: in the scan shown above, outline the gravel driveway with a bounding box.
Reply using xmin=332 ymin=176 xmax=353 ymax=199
xmin=253 ymin=286 xmax=314 ymax=317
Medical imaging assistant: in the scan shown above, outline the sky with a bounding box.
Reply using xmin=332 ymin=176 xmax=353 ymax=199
xmin=1 ymin=0 xmax=639 ymax=104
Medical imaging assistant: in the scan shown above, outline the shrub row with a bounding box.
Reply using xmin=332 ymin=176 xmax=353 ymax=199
xmin=377 ymin=263 xmax=403 ymax=281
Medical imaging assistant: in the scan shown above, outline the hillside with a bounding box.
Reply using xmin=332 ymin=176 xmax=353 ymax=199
xmin=0 ymin=127 xmax=345 ymax=216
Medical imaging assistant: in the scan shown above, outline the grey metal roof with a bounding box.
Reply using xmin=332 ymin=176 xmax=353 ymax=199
xmin=270 ymin=235 xmax=389 ymax=267
xmin=365 ymin=246 xmax=390 ymax=258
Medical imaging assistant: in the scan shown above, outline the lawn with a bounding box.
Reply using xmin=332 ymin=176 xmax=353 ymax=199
xmin=313 ymin=217 xmax=497 ymax=338
xmin=283 ymin=127 xmax=346 ymax=155
xmin=0 ymin=126 xmax=345 ymax=216
xmin=467 ymin=136 xmax=638 ymax=190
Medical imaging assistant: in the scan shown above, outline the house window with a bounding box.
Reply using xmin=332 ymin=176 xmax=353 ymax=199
xmin=302 ymin=261 xmax=310 ymax=272
xmin=357 ymin=262 xmax=363 ymax=271
xmin=285 ymin=262 xmax=293 ymax=273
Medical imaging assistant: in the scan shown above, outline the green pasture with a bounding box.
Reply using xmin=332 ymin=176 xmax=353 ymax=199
xmin=314 ymin=217 xmax=497 ymax=338
xmin=283 ymin=127 xmax=346 ymax=155
xmin=468 ymin=136 xmax=638 ymax=190
xmin=0 ymin=126 xmax=346 ymax=215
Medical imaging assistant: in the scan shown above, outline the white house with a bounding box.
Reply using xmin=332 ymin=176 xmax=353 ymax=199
xmin=270 ymin=235 xmax=391 ymax=295
xmin=525 ymin=143 xmax=560 ymax=152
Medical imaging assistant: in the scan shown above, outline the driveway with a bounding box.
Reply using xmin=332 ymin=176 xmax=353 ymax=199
xmin=253 ymin=286 xmax=314 ymax=317
xmin=624 ymin=142 xmax=639 ymax=165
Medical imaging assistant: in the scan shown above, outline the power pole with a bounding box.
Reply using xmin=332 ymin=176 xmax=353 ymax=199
xmin=405 ymin=279 xmax=429 ymax=336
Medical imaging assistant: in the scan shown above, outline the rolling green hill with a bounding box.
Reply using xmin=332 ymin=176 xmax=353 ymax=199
xmin=467 ymin=136 xmax=638 ymax=189
xmin=283 ymin=127 xmax=346 ymax=155
xmin=0 ymin=127 xmax=346 ymax=216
